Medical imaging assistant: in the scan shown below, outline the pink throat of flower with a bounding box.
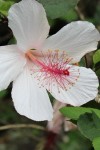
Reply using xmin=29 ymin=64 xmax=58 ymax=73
xmin=26 ymin=50 xmax=80 ymax=92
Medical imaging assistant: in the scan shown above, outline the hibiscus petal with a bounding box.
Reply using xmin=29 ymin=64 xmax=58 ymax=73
xmin=12 ymin=64 xmax=53 ymax=121
xmin=0 ymin=45 xmax=26 ymax=91
xmin=36 ymin=66 xmax=98 ymax=106
xmin=8 ymin=0 xmax=50 ymax=52
xmin=42 ymin=21 xmax=100 ymax=63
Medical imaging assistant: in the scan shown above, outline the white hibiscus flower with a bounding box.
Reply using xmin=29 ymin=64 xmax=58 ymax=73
xmin=0 ymin=0 xmax=100 ymax=121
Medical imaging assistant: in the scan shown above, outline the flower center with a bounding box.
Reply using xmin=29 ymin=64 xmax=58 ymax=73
xmin=26 ymin=50 xmax=70 ymax=76
xmin=26 ymin=50 xmax=80 ymax=92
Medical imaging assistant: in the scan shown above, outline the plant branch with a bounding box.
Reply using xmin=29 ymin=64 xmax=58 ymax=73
xmin=75 ymin=6 xmax=85 ymax=21
xmin=0 ymin=124 xmax=45 ymax=131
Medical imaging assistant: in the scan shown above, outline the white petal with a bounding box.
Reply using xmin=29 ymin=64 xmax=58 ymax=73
xmin=8 ymin=0 xmax=50 ymax=52
xmin=0 ymin=45 xmax=26 ymax=91
xmin=41 ymin=66 xmax=98 ymax=106
xmin=12 ymin=64 xmax=53 ymax=121
xmin=42 ymin=21 xmax=100 ymax=63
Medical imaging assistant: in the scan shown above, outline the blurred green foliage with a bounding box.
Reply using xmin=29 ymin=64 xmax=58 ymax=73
xmin=38 ymin=0 xmax=78 ymax=19
xmin=58 ymin=130 xmax=91 ymax=150
xmin=93 ymin=137 xmax=100 ymax=150
xmin=93 ymin=50 xmax=100 ymax=65
xmin=0 ymin=0 xmax=14 ymax=15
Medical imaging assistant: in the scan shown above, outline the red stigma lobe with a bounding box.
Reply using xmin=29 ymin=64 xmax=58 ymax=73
xmin=62 ymin=69 xmax=69 ymax=75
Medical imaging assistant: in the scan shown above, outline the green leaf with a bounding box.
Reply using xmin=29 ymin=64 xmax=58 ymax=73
xmin=93 ymin=137 xmax=100 ymax=150
xmin=63 ymin=9 xmax=78 ymax=21
xmin=8 ymin=37 xmax=16 ymax=44
xmin=93 ymin=5 xmax=100 ymax=25
xmin=0 ymin=90 xmax=7 ymax=98
xmin=96 ymin=69 xmax=100 ymax=77
xmin=0 ymin=0 xmax=14 ymax=16
xmin=93 ymin=50 xmax=100 ymax=65
xmin=38 ymin=0 xmax=78 ymax=19
xmin=77 ymin=112 xmax=100 ymax=141
xmin=60 ymin=107 xmax=100 ymax=120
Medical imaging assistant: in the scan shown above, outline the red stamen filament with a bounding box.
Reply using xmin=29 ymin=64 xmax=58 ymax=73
xmin=26 ymin=50 xmax=80 ymax=92
xmin=27 ymin=51 xmax=70 ymax=76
